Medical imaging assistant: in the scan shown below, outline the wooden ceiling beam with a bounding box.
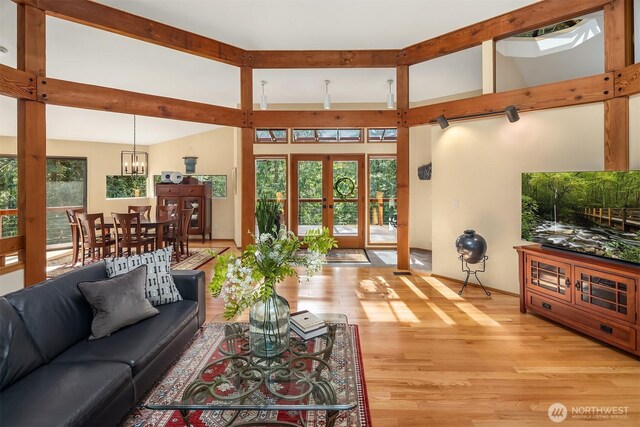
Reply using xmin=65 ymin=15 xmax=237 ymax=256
xmin=399 ymin=0 xmax=613 ymax=65
xmin=15 ymin=0 xmax=248 ymax=67
xmin=0 ymin=64 xmax=36 ymax=100
xmin=405 ymin=73 xmax=613 ymax=127
xmin=251 ymin=110 xmax=401 ymax=128
xmin=248 ymin=50 xmax=400 ymax=68
xmin=38 ymin=78 xmax=246 ymax=127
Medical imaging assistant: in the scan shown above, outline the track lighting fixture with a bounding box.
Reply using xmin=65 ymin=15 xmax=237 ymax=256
xmin=436 ymin=115 xmax=449 ymax=129
xmin=260 ymin=81 xmax=268 ymax=110
xmin=387 ymin=79 xmax=394 ymax=109
xmin=505 ymin=105 xmax=520 ymax=123
xmin=323 ymin=80 xmax=331 ymax=110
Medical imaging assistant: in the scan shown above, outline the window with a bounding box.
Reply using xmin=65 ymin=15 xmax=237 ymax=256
xmin=1 ymin=156 xmax=87 ymax=246
xmin=198 ymin=175 xmax=227 ymax=198
xmin=368 ymin=128 xmax=398 ymax=143
xmin=255 ymin=157 xmax=287 ymax=227
xmin=369 ymin=157 xmax=397 ymax=245
xmin=153 ymin=174 xmax=227 ymax=198
xmin=106 ymin=175 xmax=147 ymax=199
xmin=255 ymin=129 xmax=287 ymax=143
xmin=292 ymin=129 xmax=363 ymax=143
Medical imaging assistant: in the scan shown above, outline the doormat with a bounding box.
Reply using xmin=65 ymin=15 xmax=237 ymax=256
xmin=297 ymin=248 xmax=370 ymax=264
xmin=123 ymin=323 xmax=371 ymax=427
xmin=46 ymin=247 xmax=228 ymax=278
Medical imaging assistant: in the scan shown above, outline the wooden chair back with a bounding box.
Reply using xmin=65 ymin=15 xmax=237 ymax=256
xmin=156 ymin=204 xmax=178 ymax=220
xmin=128 ymin=205 xmax=151 ymax=220
xmin=112 ymin=212 xmax=143 ymax=245
xmin=65 ymin=208 xmax=84 ymax=225
xmin=177 ymin=208 xmax=194 ymax=238
xmin=77 ymin=213 xmax=111 ymax=264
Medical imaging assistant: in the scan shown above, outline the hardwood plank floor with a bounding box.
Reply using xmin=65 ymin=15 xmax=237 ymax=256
xmin=195 ymin=240 xmax=640 ymax=426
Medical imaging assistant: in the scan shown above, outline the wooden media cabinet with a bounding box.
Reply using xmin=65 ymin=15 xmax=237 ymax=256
xmin=516 ymin=245 xmax=640 ymax=356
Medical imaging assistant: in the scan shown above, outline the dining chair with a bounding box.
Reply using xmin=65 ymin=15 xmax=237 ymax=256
xmin=112 ymin=212 xmax=155 ymax=256
xmin=65 ymin=208 xmax=85 ymax=266
xmin=156 ymin=205 xmax=178 ymax=220
xmin=77 ymin=213 xmax=115 ymax=265
xmin=162 ymin=208 xmax=194 ymax=262
xmin=128 ymin=205 xmax=152 ymax=220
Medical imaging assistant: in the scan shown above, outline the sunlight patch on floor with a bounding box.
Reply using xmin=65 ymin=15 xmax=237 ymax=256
xmin=453 ymin=302 xmax=501 ymax=327
xmin=418 ymin=276 xmax=464 ymax=301
xmin=399 ymin=276 xmax=456 ymax=325
xmin=360 ymin=300 xmax=399 ymax=322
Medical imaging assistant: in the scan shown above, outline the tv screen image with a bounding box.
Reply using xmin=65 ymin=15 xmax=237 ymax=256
xmin=521 ymin=171 xmax=640 ymax=265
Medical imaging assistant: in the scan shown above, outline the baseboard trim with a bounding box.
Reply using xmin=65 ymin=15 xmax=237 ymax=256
xmin=410 ymin=247 xmax=432 ymax=254
xmin=430 ymin=274 xmax=520 ymax=298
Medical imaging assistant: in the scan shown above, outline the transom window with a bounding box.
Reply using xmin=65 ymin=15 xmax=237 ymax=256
xmin=368 ymin=128 xmax=398 ymax=143
xmin=255 ymin=129 xmax=287 ymax=143
xmin=292 ymin=129 xmax=363 ymax=143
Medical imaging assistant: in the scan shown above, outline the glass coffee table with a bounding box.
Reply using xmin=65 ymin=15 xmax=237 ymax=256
xmin=142 ymin=314 xmax=359 ymax=427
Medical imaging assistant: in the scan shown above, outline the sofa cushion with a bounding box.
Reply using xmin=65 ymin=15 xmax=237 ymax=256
xmin=105 ymin=246 xmax=183 ymax=306
xmin=0 ymin=361 xmax=134 ymax=427
xmin=78 ymin=265 xmax=159 ymax=340
xmin=53 ymin=300 xmax=197 ymax=374
xmin=4 ymin=262 xmax=107 ymax=362
xmin=0 ymin=298 xmax=46 ymax=390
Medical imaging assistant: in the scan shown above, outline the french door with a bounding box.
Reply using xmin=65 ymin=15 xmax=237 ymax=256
xmin=291 ymin=155 xmax=365 ymax=248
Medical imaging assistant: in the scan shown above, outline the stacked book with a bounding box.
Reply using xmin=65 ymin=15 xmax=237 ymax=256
xmin=290 ymin=310 xmax=327 ymax=340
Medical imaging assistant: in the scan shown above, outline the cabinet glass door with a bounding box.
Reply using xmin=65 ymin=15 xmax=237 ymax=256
xmin=183 ymin=197 xmax=201 ymax=233
xmin=526 ymin=255 xmax=572 ymax=302
xmin=574 ymin=267 xmax=636 ymax=323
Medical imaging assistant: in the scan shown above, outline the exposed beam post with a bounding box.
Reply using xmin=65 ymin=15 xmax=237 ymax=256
xmin=240 ymin=67 xmax=255 ymax=249
xmin=17 ymin=3 xmax=46 ymax=285
xmin=482 ymin=40 xmax=496 ymax=94
xmin=603 ymin=0 xmax=633 ymax=171
xmin=396 ymin=65 xmax=410 ymax=270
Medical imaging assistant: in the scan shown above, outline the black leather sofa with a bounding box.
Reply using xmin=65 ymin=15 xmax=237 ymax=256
xmin=0 ymin=262 xmax=206 ymax=427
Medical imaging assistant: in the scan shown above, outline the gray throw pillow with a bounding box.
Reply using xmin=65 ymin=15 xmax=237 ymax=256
xmin=78 ymin=265 xmax=159 ymax=340
xmin=104 ymin=246 xmax=182 ymax=306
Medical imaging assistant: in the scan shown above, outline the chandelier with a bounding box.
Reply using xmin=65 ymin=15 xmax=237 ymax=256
xmin=121 ymin=115 xmax=148 ymax=176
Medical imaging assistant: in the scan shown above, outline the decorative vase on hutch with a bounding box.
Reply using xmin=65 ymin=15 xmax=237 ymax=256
xmin=249 ymin=283 xmax=290 ymax=358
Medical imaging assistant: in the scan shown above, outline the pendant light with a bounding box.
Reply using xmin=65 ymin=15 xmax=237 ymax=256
xmin=121 ymin=115 xmax=148 ymax=176
xmin=260 ymin=80 xmax=268 ymax=110
xmin=323 ymin=80 xmax=331 ymax=110
xmin=387 ymin=79 xmax=395 ymax=109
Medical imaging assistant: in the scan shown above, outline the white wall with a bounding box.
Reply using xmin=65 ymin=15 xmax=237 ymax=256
xmin=630 ymin=94 xmax=640 ymax=169
xmin=431 ymin=103 xmax=611 ymax=294
xmin=148 ymin=127 xmax=237 ymax=239
xmin=409 ymin=125 xmax=432 ymax=249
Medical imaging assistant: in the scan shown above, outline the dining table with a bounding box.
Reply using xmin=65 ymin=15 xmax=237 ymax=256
xmin=102 ymin=215 xmax=178 ymax=251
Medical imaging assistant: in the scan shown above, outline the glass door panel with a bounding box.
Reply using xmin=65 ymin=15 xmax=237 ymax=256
xmin=183 ymin=197 xmax=201 ymax=233
xmin=332 ymin=160 xmax=359 ymax=237
xmin=296 ymin=160 xmax=324 ymax=237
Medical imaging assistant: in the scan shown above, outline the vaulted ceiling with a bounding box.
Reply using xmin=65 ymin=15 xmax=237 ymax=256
xmin=10 ymin=0 xmax=613 ymax=145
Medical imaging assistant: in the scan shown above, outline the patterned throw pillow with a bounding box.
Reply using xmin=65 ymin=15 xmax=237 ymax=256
xmin=104 ymin=246 xmax=183 ymax=306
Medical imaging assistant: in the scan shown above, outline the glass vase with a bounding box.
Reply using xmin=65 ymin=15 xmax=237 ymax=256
xmin=249 ymin=286 xmax=290 ymax=358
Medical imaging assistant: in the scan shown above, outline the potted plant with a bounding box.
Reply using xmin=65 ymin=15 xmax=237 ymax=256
xmin=255 ymin=196 xmax=282 ymax=236
xmin=210 ymin=226 xmax=336 ymax=357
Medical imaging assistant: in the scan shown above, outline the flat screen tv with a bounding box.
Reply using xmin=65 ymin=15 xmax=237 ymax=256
xmin=521 ymin=171 xmax=640 ymax=266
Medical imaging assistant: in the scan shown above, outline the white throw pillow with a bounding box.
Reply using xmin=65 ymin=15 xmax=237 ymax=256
xmin=104 ymin=246 xmax=183 ymax=306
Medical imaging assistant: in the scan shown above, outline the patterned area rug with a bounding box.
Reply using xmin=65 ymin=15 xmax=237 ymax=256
xmin=46 ymin=247 xmax=228 ymax=278
xmin=297 ymin=248 xmax=370 ymax=264
xmin=123 ymin=323 xmax=371 ymax=427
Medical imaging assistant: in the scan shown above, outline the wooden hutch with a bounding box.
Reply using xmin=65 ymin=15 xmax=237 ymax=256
xmin=156 ymin=182 xmax=212 ymax=242
xmin=516 ymin=245 xmax=640 ymax=356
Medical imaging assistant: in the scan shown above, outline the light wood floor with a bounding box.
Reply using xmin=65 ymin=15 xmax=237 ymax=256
xmin=196 ymin=240 xmax=640 ymax=426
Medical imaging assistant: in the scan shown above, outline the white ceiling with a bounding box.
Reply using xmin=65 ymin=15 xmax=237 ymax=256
xmin=9 ymin=0 xmax=613 ymax=145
